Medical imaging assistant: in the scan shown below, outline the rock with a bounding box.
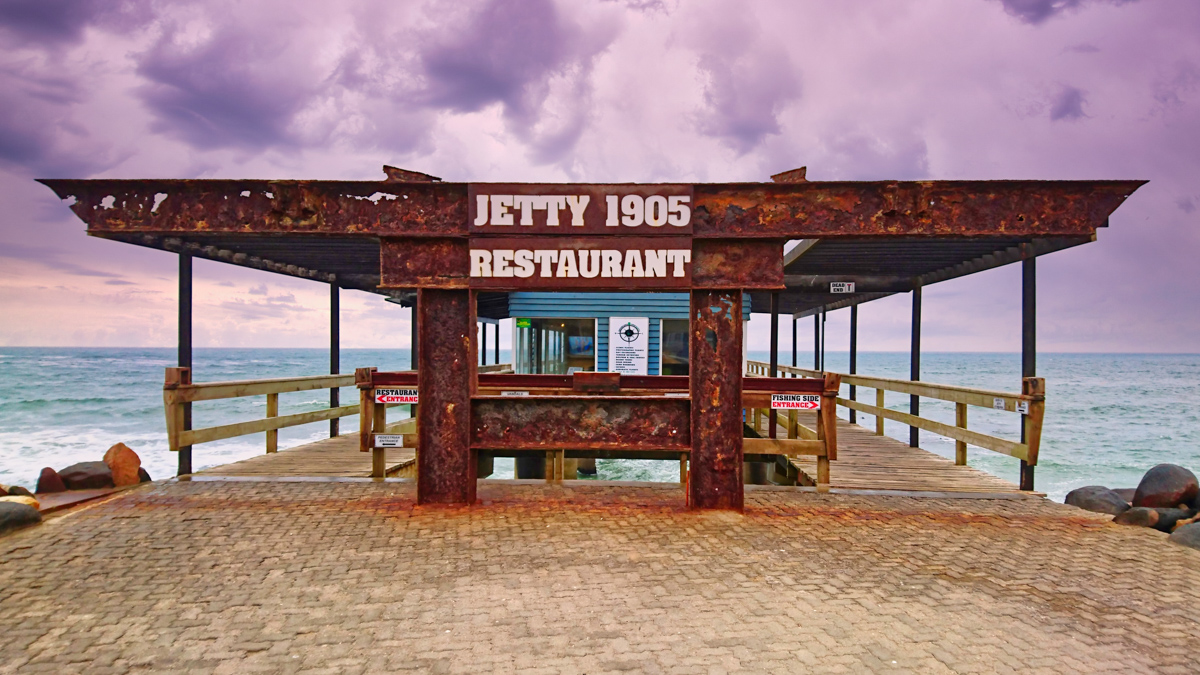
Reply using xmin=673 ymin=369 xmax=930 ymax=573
xmin=7 ymin=485 xmax=34 ymax=498
xmin=102 ymin=442 xmax=142 ymax=487
xmin=0 ymin=495 xmax=40 ymax=510
xmin=1113 ymin=506 xmax=1193 ymax=533
xmin=1132 ymin=464 xmax=1199 ymax=509
xmin=35 ymin=467 xmax=66 ymax=494
xmin=57 ymin=462 xmax=114 ymax=490
xmin=0 ymin=501 xmax=41 ymax=535
xmin=1112 ymin=488 xmax=1136 ymax=502
xmin=138 ymin=467 xmax=152 ymax=483
xmin=1064 ymin=486 xmax=1130 ymax=515
xmin=1169 ymin=522 xmax=1200 ymax=550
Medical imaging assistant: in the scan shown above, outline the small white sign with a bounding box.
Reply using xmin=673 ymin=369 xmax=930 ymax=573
xmin=609 ymin=317 xmax=650 ymax=375
xmin=376 ymin=388 xmax=418 ymax=404
xmin=830 ymin=282 xmax=855 ymax=294
xmin=771 ymin=394 xmax=821 ymax=410
xmin=665 ymin=392 xmax=689 ymax=398
xmin=1016 ymin=401 xmax=1030 ymax=415
xmin=993 ymin=397 xmax=1005 ymax=410
xmin=501 ymin=390 xmax=530 ymax=397
xmin=374 ymin=434 xmax=404 ymax=448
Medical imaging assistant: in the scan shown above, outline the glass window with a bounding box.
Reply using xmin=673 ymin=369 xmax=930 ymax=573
xmin=660 ymin=319 xmax=688 ymax=376
xmin=513 ymin=318 xmax=596 ymax=374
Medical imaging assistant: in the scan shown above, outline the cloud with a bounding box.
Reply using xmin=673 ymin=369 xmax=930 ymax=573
xmin=0 ymin=242 xmax=125 ymax=278
xmin=0 ymin=0 xmax=146 ymax=47
xmin=248 ymin=284 xmax=267 ymax=296
xmin=994 ymin=0 xmax=1139 ymax=25
xmin=689 ymin=11 xmax=801 ymax=155
xmin=1049 ymin=85 xmax=1088 ymax=121
xmin=1179 ymin=197 xmax=1196 ymax=214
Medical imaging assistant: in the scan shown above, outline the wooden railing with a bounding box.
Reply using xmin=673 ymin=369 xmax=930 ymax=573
xmin=746 ymin=360 xmax=1045 ymax=487
xmin=164 ymin=367 xmax=364 ymax=454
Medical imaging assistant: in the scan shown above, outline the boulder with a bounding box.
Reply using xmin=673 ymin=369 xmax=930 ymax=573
xmin=1112 ymin=488 xmax=1136 ymax=502
xmin=138 ymin=467 xmax=152 ymax=483
xmin=1169 ymin=522 xmax=1200 ymax=551
xmin=58 ymin=462 xmax=114 ymax=490
xmin=1113 ymin=506 xmax=1193 ymax=533
xmin=0 ymin=501 xmax=41 ymax=535
xmin=102 ymin=442 xmax=142 ymax=487
xmin=1064 ymin=486 xmax=1130 ymax=515
xmin=0 ymin=495 xmax=40 ymax=510
xmin=35 ymin=467 xmax=66 ymax=494
xmin=7 ymin=485 xmax=34 ymax=498
xmin=1132 ymin=464 xmax=1198 ymax=508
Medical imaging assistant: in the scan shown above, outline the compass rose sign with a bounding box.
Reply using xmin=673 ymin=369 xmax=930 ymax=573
xmin=617 ymin=322 xmax=642 ymax=343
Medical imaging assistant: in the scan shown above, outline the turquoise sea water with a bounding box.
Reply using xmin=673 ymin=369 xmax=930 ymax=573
xmin=1 ymin=347 xmax=1197 ymax=502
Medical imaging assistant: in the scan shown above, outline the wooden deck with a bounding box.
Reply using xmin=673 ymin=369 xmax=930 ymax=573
xmin=196 ymin=420 xmax=416 ymax=478
xmin=774 ymin=412 xmax=1030 ymax=494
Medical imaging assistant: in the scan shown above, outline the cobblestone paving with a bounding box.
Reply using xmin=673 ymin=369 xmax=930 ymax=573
xmin=0 ymin=480 xmax=1197 ymax=674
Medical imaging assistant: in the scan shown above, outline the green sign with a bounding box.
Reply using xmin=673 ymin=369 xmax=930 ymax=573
xmin=515 ymin=318 xmax=531 ymax=328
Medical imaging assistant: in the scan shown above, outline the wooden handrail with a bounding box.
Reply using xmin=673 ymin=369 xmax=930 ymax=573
xmin=744 ymin=359 xmax=1046 ymax=488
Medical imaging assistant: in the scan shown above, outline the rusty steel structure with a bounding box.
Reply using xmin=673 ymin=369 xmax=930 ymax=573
xmin=40 ymin=170 xmax=1144 ymax=510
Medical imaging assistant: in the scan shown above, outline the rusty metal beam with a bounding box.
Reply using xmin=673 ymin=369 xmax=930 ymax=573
xmin=38 ymin=179 xmax=1143 ymax=240
xmin=470 ymin=397 xmax=690 ymax=451
xmin=689 ymin=289 xmax=744 ymax=510
xmin=417 ymin=288 xmax=476 ymax=505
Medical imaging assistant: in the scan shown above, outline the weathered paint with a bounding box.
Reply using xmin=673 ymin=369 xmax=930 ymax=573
xmin=471 ymin=397 xmax=690 ymax=451
xmin=417 ymin=289 xmax=477 ymax=504
xmin=689 ymin=289 xmax=743 ymax=510
xmin=380 ymin=238 xmax=468 ymax=288
xmin=692 ymin=239 xmax=784 ymax=289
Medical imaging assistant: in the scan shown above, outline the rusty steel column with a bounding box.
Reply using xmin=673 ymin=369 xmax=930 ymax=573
xmin=1020 ymin=248 xmax=1036 ymax=491
xmin=690 ymin=289 xmax=743 ymax=510
xmin=417 ymin=289 xmax=477 ymax=505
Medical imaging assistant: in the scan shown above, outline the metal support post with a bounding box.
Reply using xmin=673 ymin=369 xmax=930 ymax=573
xmin=849 ymin=305 xmax=858 ymax=425
xmin=1020 ymin=250 xmax=1037 ymax=491
xmin=910 ymin=285 xmax=922 ymax=448
xmin=178 ymin=253 xmax=192 ymax=476
xmin=330 ymin=280 xmax=340 ymax=437
xmin=768 ymin=292 xmax=779 ymax=439
xmin=417 ymin=289 xmax=477 ymax=504
xmin=813 ymin=314 xmax=820 ymax=370
xmin=791 ymin=316 xmax=797 ymax=369
xmin=689 ymin=289 xmax=743 ymax=510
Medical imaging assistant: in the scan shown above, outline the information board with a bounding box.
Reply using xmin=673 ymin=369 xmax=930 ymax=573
xmin=608 ymin=317 xmax=649 ymax=375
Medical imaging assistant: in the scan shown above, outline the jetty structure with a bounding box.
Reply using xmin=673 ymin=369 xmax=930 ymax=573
xmin=39 ymin=168 xmax=1143 ymax=510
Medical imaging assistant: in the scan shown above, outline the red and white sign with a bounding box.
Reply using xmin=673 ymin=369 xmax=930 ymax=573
xmin=375 ymin=388 xmax=418 ymax=404
xmin=771 ymin=394 xmax=821 ymax=410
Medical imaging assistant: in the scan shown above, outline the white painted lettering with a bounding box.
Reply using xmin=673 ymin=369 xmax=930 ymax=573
xmin=493 ymin=249 xmax=515 ymax=277
xmin=556 ymin=249 xmax=579 ymax=277
xmin=622 ymin=250 xmax=645 ymax=278
xmin=473 ymin=195 xmax=489 ymax=226
xmin=544 ymin=196 xmax=566 ymax=226
xmin=645 ymin=195 xmax=668 ymax=227
xmin=579 ymin=250 xmax=601 ymax=278
xmin=621 ymin=195 xmax=644 ymax=227
xmin=470 ymin=249 xmax=492 ymax=277
xmin=565 ymin=195 xmax=590 ymax=226
xmin=490 ymin=195 xmax=513 ymax=225
xmin=513 ymin=196 xmax=537 ymax=226
xmin=644 ymin=249 xmax=667 ymax=277
xmin=533 ymin=250 xmax=558 ymax=277
xmin=513 ymin=250 xmax=535 ymax=278
xmin=668 ymin=195 xmax=691 ymax=226
xmin=665 ymin=249 xmax=691 ymax=277
xmin=601 ymin=250 xmax=622 ymax=277
xmin=605 ymin=195 xmax=619 ymax=227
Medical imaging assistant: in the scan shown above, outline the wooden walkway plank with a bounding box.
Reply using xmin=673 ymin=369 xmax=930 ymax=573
xmin=197 ymin=419 xmax=416 ymax=478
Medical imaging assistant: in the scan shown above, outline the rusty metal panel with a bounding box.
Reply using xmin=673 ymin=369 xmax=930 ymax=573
xmin=467 ymin=237 xmax=693 ymax=290
xmin=689 ymin=289 xmax=744 ymax=510
xmin=469 ymin=184 xmax=693 ymax=234
xmin=470 ymin=396 xmax=689 ymax=451
xmin=572 ymin=371 xmax=620 ymax=392
xmin=417 ymin=288 xmax=476 ymax=505
xmin=692 ymin=240 xmax=784 ymax=289
xmin=691 ymin=181 xmax=1145 ymax=238
xmin=38 ymin=179 xmax=469 ymax=236
xmin=380 ymin=238 xmax=469 ymax=289
xmin=371 ymin=371 xmax=418 ymax=387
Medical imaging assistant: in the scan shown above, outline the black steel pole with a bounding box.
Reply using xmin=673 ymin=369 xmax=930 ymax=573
xmin=791 ymin=316 xmax=797 ymax=370
xmin=813 ymin=314 xmax=820 ymax=370
xmin=494 ymin=321 xmax=500 ymax=364
xmin=1021 ymin=251 xmax=1036 ymax=490
xmin=820 ymin=308 xmax=827 ymax=371
xmin=910 ymin=285 xmax=922 ymax=448
xmin=769 ymin=292 xmax=779 ymax=438
xmin=330 ymin=280 xmax=340 ymax=438
xmin=849 ymin=305 xmax=858 ymax=425
xmin=178 ymin=253 xmax=192 ymax=476
xmin=480 ymin=323 xmax=486 ymax=365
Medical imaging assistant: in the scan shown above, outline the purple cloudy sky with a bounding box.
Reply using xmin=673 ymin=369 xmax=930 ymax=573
xmin=0 ymin=0 xmax=1196 ymax=352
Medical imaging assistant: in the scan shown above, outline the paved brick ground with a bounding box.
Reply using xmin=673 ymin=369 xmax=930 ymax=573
xmin=0 ymin=480 xmax=1197 ymax=674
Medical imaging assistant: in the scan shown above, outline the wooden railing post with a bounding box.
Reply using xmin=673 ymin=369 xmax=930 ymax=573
xmin=955 ymin=402 xmax=967 ymax=465
xmin=266 ymin=393 xmax=279 ymax=453
xmin=163 ymin=367 xmax=191 ymax=454
xmin=1021 ymin=377 xmax=1046 ymax=491
xmin=875 ymin=388 xmax=885 ymax=436
xmin=372 ymin=380 xmax=388 ymax=478
xmin=356 ymin=367 xmax=375 ymax=456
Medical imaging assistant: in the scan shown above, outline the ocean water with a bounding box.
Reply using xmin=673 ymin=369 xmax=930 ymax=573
xmin=1 ymin=347 xmax=1197 ymax=502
